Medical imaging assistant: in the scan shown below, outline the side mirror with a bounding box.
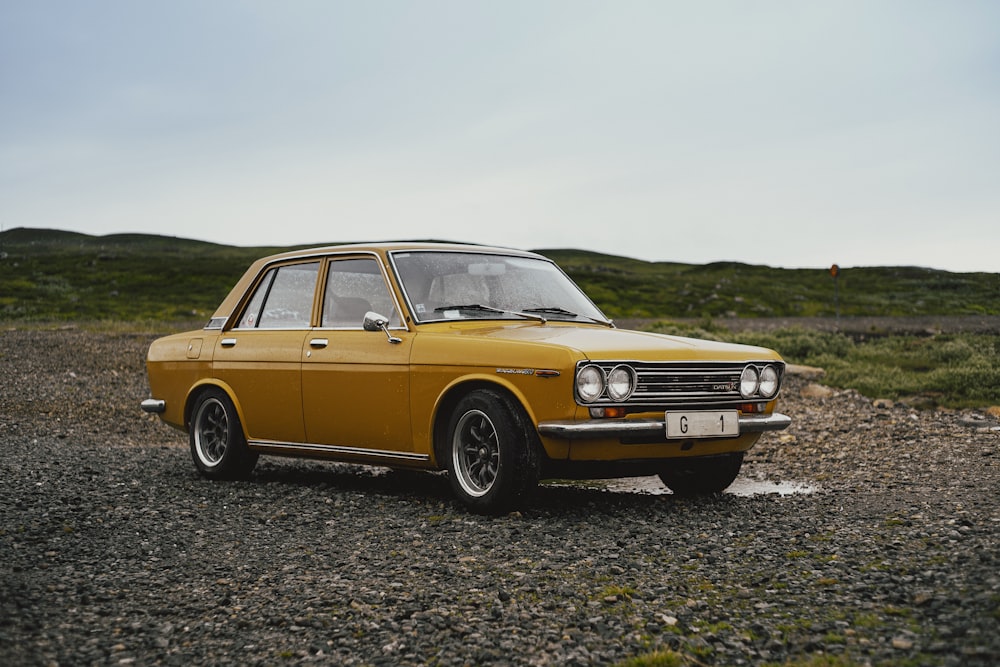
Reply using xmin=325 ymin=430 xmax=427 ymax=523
xmin=363 ymin=311 xmax=402 ymax=344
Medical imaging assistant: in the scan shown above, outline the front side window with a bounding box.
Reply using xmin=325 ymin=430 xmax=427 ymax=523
xmin=236 ymin=262 xmax=320 ymax=329
xmin=391 ymin=251 xmax=608 ymax=324
xmin=321 ymin=257 xmax=401 ymax=328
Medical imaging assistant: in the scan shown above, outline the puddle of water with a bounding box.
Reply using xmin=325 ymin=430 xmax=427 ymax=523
xmin=551 ymin=476 xmax=818 ymax=497
xmin=726 ymin=478 xmax=819 ymax=497
xmin=301 ymin=463 xmax=819 ymax=498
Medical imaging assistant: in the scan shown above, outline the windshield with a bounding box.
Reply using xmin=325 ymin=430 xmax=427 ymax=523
xmin=390 ymin=251 xmax=610 ymax=324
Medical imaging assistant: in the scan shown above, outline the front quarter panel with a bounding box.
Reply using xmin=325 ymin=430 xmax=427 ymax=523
xmin=408 ymin=327 xmax=581 ymax=463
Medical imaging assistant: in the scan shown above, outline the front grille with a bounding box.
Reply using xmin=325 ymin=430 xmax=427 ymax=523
xmin=578 ymin=360 xmax=783 ymax=409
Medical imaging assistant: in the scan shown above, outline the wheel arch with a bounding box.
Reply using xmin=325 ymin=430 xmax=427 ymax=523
xmin=430 ymin=377 xmax=543 ymax=470
xmin=184 ymin=380 xmax=246 ymax=435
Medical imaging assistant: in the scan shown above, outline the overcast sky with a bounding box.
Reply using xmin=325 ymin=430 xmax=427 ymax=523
xmin=2 ymin=1 xmax=998 ymax=272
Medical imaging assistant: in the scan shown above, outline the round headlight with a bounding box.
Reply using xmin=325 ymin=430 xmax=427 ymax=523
xmin=576 ymin=365 xmax=605 ymax=403
xmin=740 ymin=366 xmax=760 ymax=398
xmin=758 ymin=365 xmax=779 ymax=398
xmin=606 ymin=365 xmax=636 ymax=402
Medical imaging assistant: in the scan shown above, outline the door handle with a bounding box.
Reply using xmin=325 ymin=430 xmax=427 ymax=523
xmin=220 ymin=338 xmax=237 ymax=347
xmin=309 ymin=338 xmax=329 ymax=348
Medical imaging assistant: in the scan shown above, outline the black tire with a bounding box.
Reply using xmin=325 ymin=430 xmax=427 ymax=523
xmin=658 ymin=452 xmax=744 ymax=496
xmin=189 ymin=388 xmax=258 ymax=480
xmin=445 ymin=389 xmax=540 ymax=514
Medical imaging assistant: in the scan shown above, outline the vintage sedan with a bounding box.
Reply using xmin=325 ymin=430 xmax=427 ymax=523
xmin=142 ymin=243 xmax=790 ymax=513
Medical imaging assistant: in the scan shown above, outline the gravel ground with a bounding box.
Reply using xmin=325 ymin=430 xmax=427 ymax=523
xmin=1 ymin=328 xmax=998 ymax=666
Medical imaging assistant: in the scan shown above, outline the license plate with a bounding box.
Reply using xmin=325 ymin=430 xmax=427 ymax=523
xmin=665 ymin=411 xmax=739 ymax=439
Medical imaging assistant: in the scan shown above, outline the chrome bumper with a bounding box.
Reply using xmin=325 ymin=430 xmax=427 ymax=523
xmin=141 ymin=399 xmax=166 ymax=414
xmin=537 ymin=413 xmax=791 ymax=440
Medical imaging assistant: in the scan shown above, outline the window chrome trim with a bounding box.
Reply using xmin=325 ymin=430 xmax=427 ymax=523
xmin=314 ymin=323 xmax=408 ymax=331
xmin=316 ymin=252 xmax=409 ymax=332
xmin=219 ymin=250 xmax=410 ymax=333
xmin=386 ymin=247 xmax=608 ymax=326
xmin=231 ymin=261 xmax=315 ymax=331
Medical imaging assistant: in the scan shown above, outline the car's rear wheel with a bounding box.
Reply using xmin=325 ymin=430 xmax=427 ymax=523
xmin=658 ymin=452 xmax=744 ymax=496
xmin=446 ymin=389 xmax=540 ymax=514
xmin=189 ymin=388 xmax=258 ymax=480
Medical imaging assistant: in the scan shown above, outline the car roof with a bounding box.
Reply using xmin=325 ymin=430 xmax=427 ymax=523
xmin=252 ymin=241 xmax=544 ymax=264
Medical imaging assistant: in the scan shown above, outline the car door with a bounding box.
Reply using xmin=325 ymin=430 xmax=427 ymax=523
xmin=213 ymin=260 xmax=320 ymax=443
xmin=301 ymin=255 xmax=414 ymax=453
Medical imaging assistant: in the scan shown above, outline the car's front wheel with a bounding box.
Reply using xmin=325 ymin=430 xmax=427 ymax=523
xmin=446 ymin=389 xmax=540 ymax=514
xmin=658 ymin=452 xmax=744 ymax=496
xmin=189 ymin=388 xmax=258 ymax=480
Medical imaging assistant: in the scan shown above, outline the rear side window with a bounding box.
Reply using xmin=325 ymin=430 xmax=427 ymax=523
xmin=236 ymin=262 xmax=320 ymax=329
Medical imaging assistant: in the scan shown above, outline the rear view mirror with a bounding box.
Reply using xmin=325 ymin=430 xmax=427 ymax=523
xmin=363 ymin=311 xmax=402 ymax=344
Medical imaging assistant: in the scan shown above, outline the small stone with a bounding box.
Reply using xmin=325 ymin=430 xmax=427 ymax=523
xmin=801 ymin=383 xmax=835 ymax=399
xmin=786 ymin=364 xmax=825 ymax=379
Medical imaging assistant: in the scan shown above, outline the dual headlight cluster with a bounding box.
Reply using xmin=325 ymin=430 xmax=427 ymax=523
xmin=740 ymin=364 xmax=781 ymax=399
xmin=576 ymin=364 xmax=637 ymax=403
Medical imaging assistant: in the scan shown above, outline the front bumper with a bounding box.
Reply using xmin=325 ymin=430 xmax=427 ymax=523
xmin=537 ymin=412 xmax=791 ymax=440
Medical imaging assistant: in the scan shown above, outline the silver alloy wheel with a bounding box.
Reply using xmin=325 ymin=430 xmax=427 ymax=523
xmin=193 ymin=397 xmax=229 ymax=467
xmin=452 ymin=409 xmax=500 ymax=498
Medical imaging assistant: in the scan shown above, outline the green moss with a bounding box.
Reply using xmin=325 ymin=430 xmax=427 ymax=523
xmin=597 ymin=584 xmax=638 ymax=600
xmin=613 ymin=650 xmax=684 ymax=667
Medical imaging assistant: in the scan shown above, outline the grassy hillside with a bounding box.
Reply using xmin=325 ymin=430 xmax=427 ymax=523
xmin=541 ymin=249 xmax=1000 ymax=319
xmin=0 ymin=228 xmax=288 ymax=321
xmin=2 ymin=227 xmax=999 ymax=322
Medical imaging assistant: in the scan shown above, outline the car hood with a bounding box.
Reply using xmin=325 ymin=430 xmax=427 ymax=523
xmin=424 ymin=322 xmax=782 ymax=363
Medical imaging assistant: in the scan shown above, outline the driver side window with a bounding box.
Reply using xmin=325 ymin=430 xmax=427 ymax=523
xmin=321 ymin=257 xmax=401 ymax=328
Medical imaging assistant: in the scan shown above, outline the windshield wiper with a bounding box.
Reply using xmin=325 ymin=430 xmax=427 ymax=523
xmin=434 ymin=304 xmax=546 ymax=323
xmin=434 ymin=303 xmax=504 ymax=314
xmin=522 ymin=307 xmax=615 ymax=327
xmin=523 ymin=306 xmax=577 ymax=317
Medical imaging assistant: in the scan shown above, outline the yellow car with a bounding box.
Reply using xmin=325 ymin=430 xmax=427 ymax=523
xmin=142 ymin=243 xmax=790 ymax=513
